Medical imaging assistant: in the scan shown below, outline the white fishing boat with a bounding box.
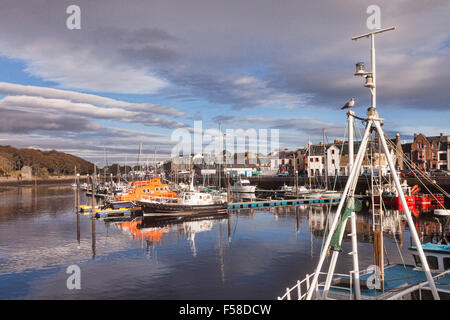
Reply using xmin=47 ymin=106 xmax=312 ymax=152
xmin=80 ymin=182 xmax=88 ymax=191
xmin=434 ymin=209 xmax=450 ymax=217
xmin=139 ymin=191 xmax=227 ymax=215
xmin=278 ymin=184 xmax=331 ymax=200
xmin=234 ymin=177 xmax=256 ymax=193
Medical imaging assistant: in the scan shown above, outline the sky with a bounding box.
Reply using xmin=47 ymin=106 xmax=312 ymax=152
xmin=0 ymin=0 xmax=449 ymax=166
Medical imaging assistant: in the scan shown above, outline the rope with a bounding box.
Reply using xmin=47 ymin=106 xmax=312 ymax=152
xmin=383 ymin=134 xmax=449 ymax=202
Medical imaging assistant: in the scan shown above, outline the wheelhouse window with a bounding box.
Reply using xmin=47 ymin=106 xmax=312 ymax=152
xmin=426 ymin=255 xmax=439 ymax=270
xmin=444 ymin=258 xmax=450 ymax=270
xmin=413 ymin=254 xmax=422 ymax=267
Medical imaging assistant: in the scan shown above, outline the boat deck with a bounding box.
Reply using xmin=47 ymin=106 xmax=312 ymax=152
xmin=327 ymin=264 xmax=450 ymax=300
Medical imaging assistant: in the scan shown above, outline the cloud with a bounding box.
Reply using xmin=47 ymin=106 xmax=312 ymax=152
xmin=0 ymin=95 xmax=138 ymax=119
xmin=0 ymin=95 xmax=188 ymax=129
xmin=242 ymin=116 xmax=345 ymax=137
xmin=1 ymin=1 xmax=448 ymax=111
xmin=119 ymin=45 xmax=180 ymax=64
xmin=0 ymin=126 xmax=177 ymax=164
xmin=166 ymin=74 xmax=310 ymax=110
xmin=0 ymin=108 xmax=99 ymax=133
xmin=0 ymin=82 xmax=186 ymax=118
xmin=0 ymin=1 xmax=448 ymax=161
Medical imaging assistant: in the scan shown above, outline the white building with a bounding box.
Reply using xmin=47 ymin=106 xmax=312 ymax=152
xmin=307 ymin=144 xmax=340 ymax=177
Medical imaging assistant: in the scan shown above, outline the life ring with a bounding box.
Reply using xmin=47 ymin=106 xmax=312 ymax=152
xmin=410 ymin=184 xmax=420 ymax=195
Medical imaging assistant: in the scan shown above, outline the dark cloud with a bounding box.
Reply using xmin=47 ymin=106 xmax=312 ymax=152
xmin=119 ymin=45 xmax=180 ymax=64
xmin=93 ymin=27 xmax=179 ymax=44
xmin=0 ymin=109 xmax=99 ymax=134
xmin=212 ymin=115 xmax=236 ymax=122
xmin=1 ymin=0 xmax=448 ymax=109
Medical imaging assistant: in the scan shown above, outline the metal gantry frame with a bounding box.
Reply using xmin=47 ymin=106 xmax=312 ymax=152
xmin=305 ymin=26 xmax=440 ymax=300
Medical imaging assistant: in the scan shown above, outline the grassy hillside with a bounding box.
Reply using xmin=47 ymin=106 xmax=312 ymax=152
xmin=0 ymin=145 xmax=94 ymax=177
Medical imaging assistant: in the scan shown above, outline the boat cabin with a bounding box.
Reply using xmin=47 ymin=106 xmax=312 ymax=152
xmin=181 ymin=192 xmax=214 ymax=205
xmin=409 ymin=243 xmax=450 ymax=273
xmin=115 ymin=177 xmax=177 ymax=201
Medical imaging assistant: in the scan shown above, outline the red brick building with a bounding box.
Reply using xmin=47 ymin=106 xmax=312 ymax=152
xmin=410 ymin=133 xmax=440 ymax=171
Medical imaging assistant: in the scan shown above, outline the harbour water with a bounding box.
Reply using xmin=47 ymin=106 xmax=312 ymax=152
xmin=0 ymin=185 xmax=447 ymax=299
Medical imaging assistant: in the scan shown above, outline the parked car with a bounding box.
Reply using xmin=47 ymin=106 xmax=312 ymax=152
xmin=277 ymin=172 xmax=292 ymax=177
xmin=429 ymin=169 xmax=450 ymax=176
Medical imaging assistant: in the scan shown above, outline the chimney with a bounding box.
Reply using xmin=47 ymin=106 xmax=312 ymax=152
xmin=396 ymin=133 xmax=400 ymax=144
xmin=413 ymin=133 xmax=417 ymax=140
xmin=440 ymin=133 xmax=443 ymax=142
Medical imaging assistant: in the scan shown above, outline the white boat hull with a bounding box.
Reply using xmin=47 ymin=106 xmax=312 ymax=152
xmin=434 ymin=209 xmax=450 ymax=216
xmin=234 ymin=185 xmax=256 ymax=193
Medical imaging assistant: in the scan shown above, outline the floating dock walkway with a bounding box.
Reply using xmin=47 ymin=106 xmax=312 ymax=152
xmin=85 ymin=192 xmax=108 ymax=199
xmin=80 ymin=197 xmax=341 ymax=219
xmin=79 ymin=205 xmax=142 ymax=219
xmin=228 ymin=197 xmax=341 ymax=209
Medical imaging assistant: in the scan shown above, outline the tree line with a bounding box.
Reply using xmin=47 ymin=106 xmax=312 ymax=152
xmin=0 ymin=145 xmax=94 ymax=177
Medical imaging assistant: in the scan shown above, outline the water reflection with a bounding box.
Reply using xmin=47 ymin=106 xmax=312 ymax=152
xmin=91 ymin=214 xmax=96 ymax=259
xmin=112 ymin=216 xmax=229 ymax=259
xmin=0 ymin=185 xmax=449 ymax=299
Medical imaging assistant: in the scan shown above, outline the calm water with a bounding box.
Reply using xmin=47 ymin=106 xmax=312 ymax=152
xmin=0 ymin=185 xmax=446 ymax=299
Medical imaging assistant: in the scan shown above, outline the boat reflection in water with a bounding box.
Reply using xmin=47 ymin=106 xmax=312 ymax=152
xmin=112 ymin=214 xmax=229 ymax=258
xmin=115 ymin=219 xmax=171 ymax=243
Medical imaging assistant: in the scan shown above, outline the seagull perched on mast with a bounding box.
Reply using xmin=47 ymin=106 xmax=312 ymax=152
xmin=341 ymin=98 xmax=355 ymax=110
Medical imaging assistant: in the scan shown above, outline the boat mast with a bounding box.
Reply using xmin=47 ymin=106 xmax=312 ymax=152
xmin=218 ymin=121 xmax=222 ymax=189
xmin=306 ymin=26 xmax=440 ymax=301
xmin=294 ymin=153 xmax=299 ymax=198
xmin=323 ymin=129 xmax=328 ymax=190
xmin=308 ymin=137 xmax=312 ymax=190
xmin=154 ymin=146 xmax=157 ymax=176
xmin=124 ymin=154 xmax=128 ymax=180
xmin=103 ymin=146 xmax=106 ymax=183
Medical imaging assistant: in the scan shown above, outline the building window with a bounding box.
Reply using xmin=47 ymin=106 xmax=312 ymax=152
xmin=332 ymin=159 xmax=335 ymax=165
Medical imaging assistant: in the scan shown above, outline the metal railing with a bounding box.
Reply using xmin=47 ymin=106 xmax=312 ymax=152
xmin=280 ymin=269 xmax=450 ymax=300
xmin=387 ymin=269 xmax=450 ymax=300
xmin=278 ymin=271 xmax=355 ymax=300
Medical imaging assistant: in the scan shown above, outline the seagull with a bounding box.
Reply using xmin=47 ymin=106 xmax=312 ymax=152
xmin=341 ymin=98 xmax=355 ymax=110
